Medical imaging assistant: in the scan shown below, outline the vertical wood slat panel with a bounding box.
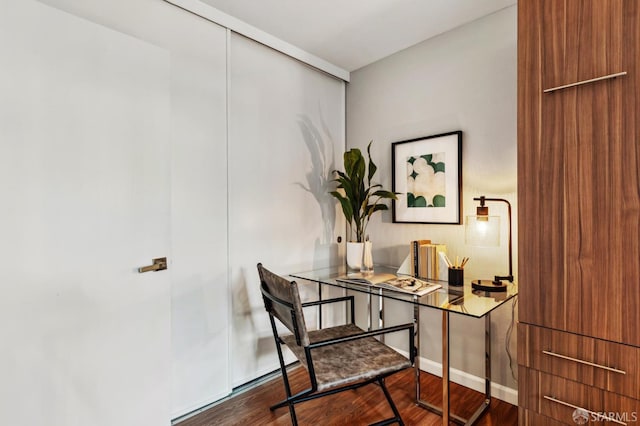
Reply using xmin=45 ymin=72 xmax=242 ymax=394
xmin=518 ymin=0 xmax=547 ymax=327
xmin=562 ymin=0 xmax=625 ymax=344
xmin=540 ymin=0 xmax=566 ymax=90
xmin=620 ymin=0 xmax=640 ymax=348
xmin=542 ymin=0 xmax=624 ymax=89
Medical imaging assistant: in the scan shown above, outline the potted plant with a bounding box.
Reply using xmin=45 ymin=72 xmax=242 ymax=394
xmin=330 ymin=141 xmax=398 ymax=270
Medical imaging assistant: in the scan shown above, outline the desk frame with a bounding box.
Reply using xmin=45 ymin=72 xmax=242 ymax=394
xmin=315 ymin=282 xmax=493 ymax=426
xmin=414 ymin=307 xmax=491 ymax=425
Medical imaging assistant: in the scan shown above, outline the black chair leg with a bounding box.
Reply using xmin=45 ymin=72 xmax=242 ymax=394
xmin=270 ymin=386 xmax=315 ymax=411
xmin=373 ymin=378 xmax=404 ymax=426
xmin=288 ymin=402 xmax=298 ymax=426
xmin=270 ymin=398 xmax=288 ymax=411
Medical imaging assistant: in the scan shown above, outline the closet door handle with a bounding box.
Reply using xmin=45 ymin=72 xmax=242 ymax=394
xmin=544 ymin=396 xmax=627 ymax=425
xmin=138 ymin=257 xmax=168 ymax=273
xmin=542 ymin=350 xmax=626 ymax=374
xmin=543 ymin=71 xmax=627 ymax=93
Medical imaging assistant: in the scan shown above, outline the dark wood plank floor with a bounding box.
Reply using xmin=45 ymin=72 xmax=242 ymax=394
xmin=178 ymin=366 xmax=517 ymax=426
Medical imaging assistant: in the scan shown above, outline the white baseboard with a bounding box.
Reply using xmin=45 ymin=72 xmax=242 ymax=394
xmin=171 ymin=389 xmax=230 ymax=423
xmin=397 ymin=350 xmax=518 ymax=406
xmin=172 ymin=364 xmax=292 ymax=424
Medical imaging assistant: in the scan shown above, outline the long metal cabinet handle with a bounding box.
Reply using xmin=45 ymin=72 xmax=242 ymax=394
xmin=543 ymin=71 xmax=627 ymax=93
xmin=542 ymin=350 xmax=626 ymax=374
xmin=543 ymin=396 xmax=627 ymax=425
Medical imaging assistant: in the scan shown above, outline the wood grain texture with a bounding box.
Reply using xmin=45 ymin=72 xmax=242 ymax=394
xmin=542 ymin=0 xmax=624 ymax=90
xmin=518 ymin=323 xmax=640 ymax=399
xmin=518 ymin=0 xmax=640 ymax=421
xmin=619 ymin=0 xmax=640 ymax=351
xmin=178 ymin=366 xmax=518 ymax=426
xmin=519 ymin=366 xmax=639 ymax=425
xmin=518 ymin=407 xmax=566 ymax=426
xmin=518 ymin=0 xmax=570 ymax=332
xmin=518 ymin=0 xmax=640 ymax=345
xmin=518 ymin=0 xmax=548 ymax=328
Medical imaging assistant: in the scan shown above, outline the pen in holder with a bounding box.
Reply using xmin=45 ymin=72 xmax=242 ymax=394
xmin=448 ymin=267 xmax=464 ymax=286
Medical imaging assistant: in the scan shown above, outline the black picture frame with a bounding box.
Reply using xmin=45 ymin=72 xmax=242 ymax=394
xmin=391 ymin=131 xmax=462 ymax=224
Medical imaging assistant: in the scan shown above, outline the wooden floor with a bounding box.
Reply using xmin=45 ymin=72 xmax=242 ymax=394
xmin=178 ymin=366 xmax=518 ymax=426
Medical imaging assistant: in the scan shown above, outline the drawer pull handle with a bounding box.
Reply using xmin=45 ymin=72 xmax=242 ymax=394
xmin=542 ymin=350 xmax=626 ymax=374
xmin=543 ymin=71 xmax=627 ymax=93
xmin=544 ymin=396 xmax=627 ymax=425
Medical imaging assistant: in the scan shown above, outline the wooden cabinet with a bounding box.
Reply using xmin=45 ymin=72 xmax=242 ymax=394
xmin=518 ymin=408 xmax=566 ymax=426
xmin=519 ymin=0 xmax=640 ymax=345
xmin=518 ymin=0 xmax=640 ymax=423
xmin=518 ymin=323 xmax=640 ymax=400
xmin=519 ymin=366 xmax=639 ymax=424
xmin=540 ymin=0 xmax=625 ymax=92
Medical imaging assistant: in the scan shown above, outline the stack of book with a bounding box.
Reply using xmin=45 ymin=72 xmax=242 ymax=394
xmin=410 ymin=239 xmax=448 ymax=281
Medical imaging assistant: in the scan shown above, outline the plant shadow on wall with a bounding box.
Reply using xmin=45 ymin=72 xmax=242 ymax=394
xmin=232 ymin=114 xmax=339 ymax=377
xmin=294 ymin=114 xmax=336 ymax=246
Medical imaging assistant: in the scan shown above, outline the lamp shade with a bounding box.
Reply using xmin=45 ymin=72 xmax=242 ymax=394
xmin=465 ymin=195 xmax=513 ymax=290
xmin=465 ymin=215 xmax=500 ymax=247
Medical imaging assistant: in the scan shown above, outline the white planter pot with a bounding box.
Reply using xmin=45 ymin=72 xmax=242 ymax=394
xmin=346 ymin=241 xmax=374 ymax=272
xmin=346 ymin=242 xmax=363 ymax=271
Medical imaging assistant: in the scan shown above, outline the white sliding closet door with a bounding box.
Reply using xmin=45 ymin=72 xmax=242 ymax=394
xmin=228 ymin=33 xmax=345 ymax=386
xmin=167 ymin=19 xmax=228 ymax=422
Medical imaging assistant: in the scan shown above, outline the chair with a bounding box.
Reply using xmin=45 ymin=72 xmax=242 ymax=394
xmin=257 ymin=263 xmax=415 ymax=425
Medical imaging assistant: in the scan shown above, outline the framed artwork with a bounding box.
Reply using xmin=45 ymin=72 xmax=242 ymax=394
xmin=392 ymin=131 xmax=462 ymax=224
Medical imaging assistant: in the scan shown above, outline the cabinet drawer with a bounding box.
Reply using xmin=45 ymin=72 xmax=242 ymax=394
xmin=518 ymin=323 xmax=640 ymax=399
xmin=519 ymin=407 xmax=566 ymax=426
xmin=520 ymin=366 xmax=639 ymax=425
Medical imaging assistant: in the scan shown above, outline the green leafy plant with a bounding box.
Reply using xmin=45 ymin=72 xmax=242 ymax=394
xmin=330 ymin=141 xmax=398 ymax=242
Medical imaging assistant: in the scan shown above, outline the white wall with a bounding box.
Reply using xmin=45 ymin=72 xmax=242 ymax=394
xmin=346 ymin=5 xmax=518 ymax=395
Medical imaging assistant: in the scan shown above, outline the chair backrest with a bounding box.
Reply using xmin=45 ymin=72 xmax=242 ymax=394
xmin=257 ymin=263 xmax=310 ymax=347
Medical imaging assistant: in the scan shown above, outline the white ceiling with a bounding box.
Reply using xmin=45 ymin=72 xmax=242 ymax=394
xmin=199 ymin=0 xmax=516 ymax=72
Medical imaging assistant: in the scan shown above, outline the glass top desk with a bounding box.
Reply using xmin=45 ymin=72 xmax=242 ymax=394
xmin=290 ymin=265 xmax=518 ymax=426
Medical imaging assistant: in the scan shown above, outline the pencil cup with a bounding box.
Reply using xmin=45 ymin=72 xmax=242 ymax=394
xmin=448 ymin=267 xmax=464 ymax=286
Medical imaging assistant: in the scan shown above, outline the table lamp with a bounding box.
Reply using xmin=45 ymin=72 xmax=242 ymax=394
xmin=465 ymin=196 xmax=513 ymax=292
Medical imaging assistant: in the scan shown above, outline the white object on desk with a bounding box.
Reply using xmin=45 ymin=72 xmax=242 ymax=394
xmin=397 ymin=252 xmax=449 ymax=281
xmin=437 ymin=252 xmax=449 ymax=281
xmin=397 ymin=253 xmax=412 ymax=275
xmin=362 ymin=241 xmax=374 ymax=272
